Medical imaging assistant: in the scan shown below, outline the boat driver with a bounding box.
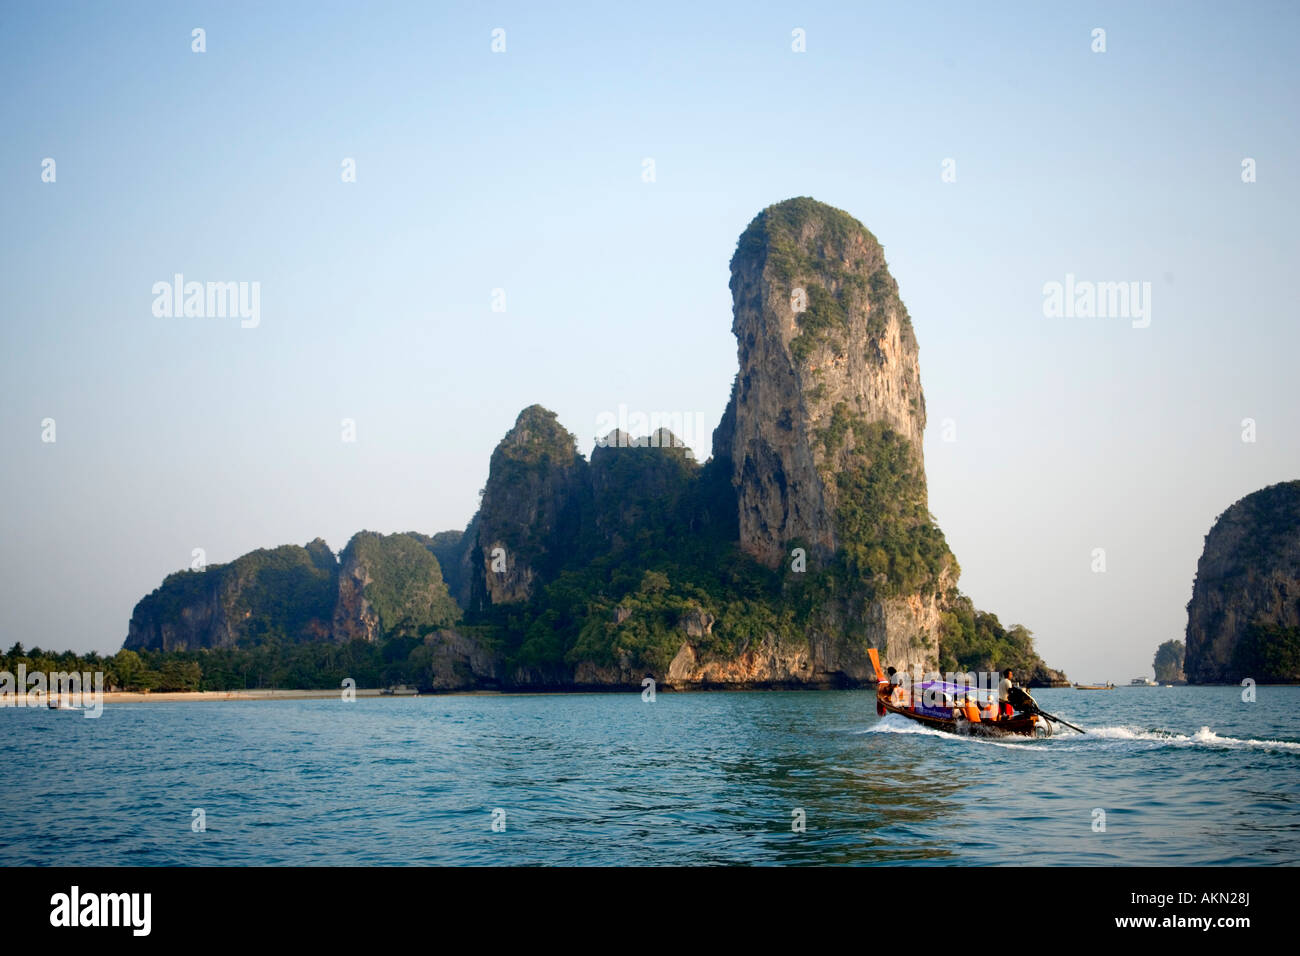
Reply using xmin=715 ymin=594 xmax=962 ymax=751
xmin=998 ymin=668 xmax=1015 ymax=720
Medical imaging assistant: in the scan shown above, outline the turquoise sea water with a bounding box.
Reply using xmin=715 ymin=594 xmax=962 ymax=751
xmin=1 ymin=686 xmax=1297 ymax=865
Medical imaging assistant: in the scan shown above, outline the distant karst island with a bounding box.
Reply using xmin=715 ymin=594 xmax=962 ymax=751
xmin=1184 ymin=480 xmax=1300 ymax=683
xmin=112 ymin=198 xmax=1074 ymax=693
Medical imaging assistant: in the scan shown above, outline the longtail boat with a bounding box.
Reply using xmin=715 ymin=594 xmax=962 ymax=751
xmin=867 ymin=649 xmax=1052 ymax=738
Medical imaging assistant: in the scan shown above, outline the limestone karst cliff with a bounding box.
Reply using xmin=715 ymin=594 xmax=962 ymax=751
xmin=449 ymin=198 xmax=1060 ymax=687
xmin=122 ymin=198 xmax=1064 ymax=691
xmin=125 ymin=531 xmax=488 ymax=688
xmin=1185 ymin=481 xmax=1300 ymax=683
xmin=456 ymin=405 xmax=587 ymax=612
xmin=333 ymin=531 xmax=461 ymax=643
xmin=711 ymin=199 xmax=956 ymax=677
xmin=125 ymin=539 xmax=337 ymax=651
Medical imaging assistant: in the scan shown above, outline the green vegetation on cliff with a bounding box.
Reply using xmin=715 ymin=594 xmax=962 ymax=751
xmin=426 ymin=530 xmax=465 ymax=605
xmin=468 ymin=449 xmax=807 ymax=678
xmin=791 ymin=284 xmax=851 ymax=363
xmin=1232 ymin=624 xmax=1300 ymax=682
xmin=108 ymin=428 xmax=1049 ymax=689
xmin=129 ymin=542 xmax=337 ymax=649
xmin=831 ymin=422 xmax=954 ymax=598
xmin=938 ymin=597 xmax=1059 ymax=685
xmin=225 ymin=543 xmax=338 ymax=643
xmin=118 ymin=532 xmax=468 ymax=689
xmin=461 ymin=427 xmax=1047 ymax=684
xmin=341 ymin=531 xmax=461 ymax=639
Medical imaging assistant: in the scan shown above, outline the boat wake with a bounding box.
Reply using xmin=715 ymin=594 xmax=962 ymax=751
xmin=864 ymin=713 xmax=952 ymax=738
xmin=865 ymin=714 xmax=1300 ymax=754
xmin=1074 ymin=725 xmax=1300 ymax=754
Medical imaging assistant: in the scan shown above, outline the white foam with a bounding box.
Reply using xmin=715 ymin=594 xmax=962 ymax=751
xmin=1058 ymin=724 xmax=1300 ymax=753
xmin=864 ymin=713 xmax=955 ymax=739
xmin=864 ymin=714 xmax=1300 ymax=754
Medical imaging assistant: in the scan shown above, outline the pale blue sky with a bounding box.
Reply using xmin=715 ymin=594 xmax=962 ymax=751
xmin=2 ymin=1 xmax=1297 ymax=681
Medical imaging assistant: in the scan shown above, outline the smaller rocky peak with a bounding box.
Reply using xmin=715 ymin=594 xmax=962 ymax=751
xmin=492 ymin=404 xmax=583 ymax=471
xmin=304 ymin=537 xmax=337 ymax=571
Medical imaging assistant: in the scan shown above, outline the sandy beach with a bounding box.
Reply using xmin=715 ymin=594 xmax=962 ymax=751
xmin=9 ymin=688 xmax=394 ymax=706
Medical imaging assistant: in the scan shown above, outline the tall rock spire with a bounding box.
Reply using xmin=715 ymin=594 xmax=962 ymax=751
xmin=718 ymin=197 xmax=930 ymax=571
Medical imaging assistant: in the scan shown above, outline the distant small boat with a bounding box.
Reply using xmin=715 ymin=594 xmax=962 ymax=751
xmin=1074 ymin=682 xmax=1115 ymax=690
xmin=47 ymin=694 xmax=80 ymax=710
xmin=1129 ymin=677 xmax=1157 ymax=686
xmin=380 ymin=685 xmax=420 ymax=697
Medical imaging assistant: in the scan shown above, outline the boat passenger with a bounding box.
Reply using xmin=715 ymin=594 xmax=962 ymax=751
xmin=886 ymin=667 xmax=908 ymax=707
xmin=998 ymin=669 xmax=1016 ymax=719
